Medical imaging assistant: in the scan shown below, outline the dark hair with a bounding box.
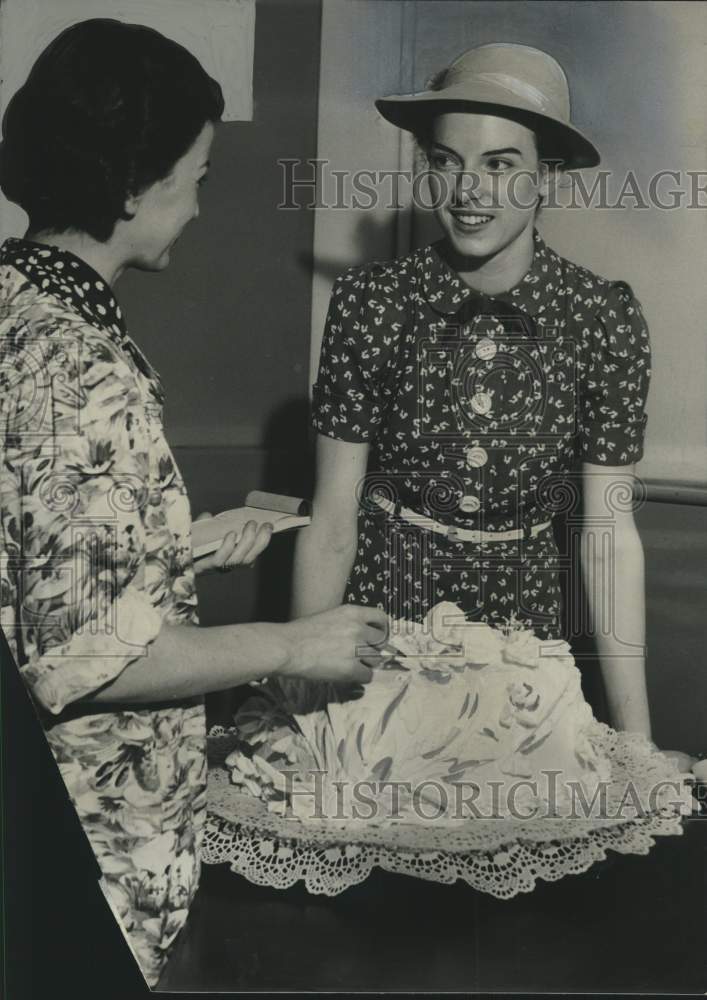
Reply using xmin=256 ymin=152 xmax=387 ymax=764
xmin=0 ymin=18 xmax=225 ymax=241
xmin=413 ymin=67 xmax=560 ymax=166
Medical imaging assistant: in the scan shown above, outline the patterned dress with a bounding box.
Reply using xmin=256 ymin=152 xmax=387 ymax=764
xmin=312 ymin=231 xmax=651 ymax=639
xmin=0 ymin=238 xmax=204 ymax=986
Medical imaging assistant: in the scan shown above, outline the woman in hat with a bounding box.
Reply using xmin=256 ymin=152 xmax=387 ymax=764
xmin=293 ymin=43 xmax=675 ymax=748
xmin=0 ymin=19 xmax=385 ymax=985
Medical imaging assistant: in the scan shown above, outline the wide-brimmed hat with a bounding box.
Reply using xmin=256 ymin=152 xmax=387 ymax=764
xmin=375 ymin=43 xmax=599 ymax=170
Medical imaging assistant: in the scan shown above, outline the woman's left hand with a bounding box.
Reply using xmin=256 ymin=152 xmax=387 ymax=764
xmin=661 ymin=749 xmax=699 ymax=773
xmin=193 ymin=513 xmax=273 ymax=576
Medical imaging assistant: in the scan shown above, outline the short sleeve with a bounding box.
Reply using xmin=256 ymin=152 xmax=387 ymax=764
xmin=311 ymin=265 xmax=404 ymax=442
xmin=0 ymin=331 xmax=163 ymax=715
xmin=579 ymin=280 xmax=652 ymax=466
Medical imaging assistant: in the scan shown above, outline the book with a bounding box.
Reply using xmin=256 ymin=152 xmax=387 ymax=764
xmin=192 ymin=491 xmax=312 ymax=559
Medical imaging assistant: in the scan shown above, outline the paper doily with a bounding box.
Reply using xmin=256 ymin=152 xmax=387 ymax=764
xmin=203 ymin=724 xmax=696 ymax=899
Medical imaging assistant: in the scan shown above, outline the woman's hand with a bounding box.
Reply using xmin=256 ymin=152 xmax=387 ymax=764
xmin=278 ymin=604 xmax=389 ymax=685
xmin=661 ymin=750 xmax=699 ymax=773
xmin=193 ymin=513 xmax=273 ymax=576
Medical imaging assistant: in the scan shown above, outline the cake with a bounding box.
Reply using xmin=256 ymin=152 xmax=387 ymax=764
xmin=225 ymin=603 xmax=613 ymax=824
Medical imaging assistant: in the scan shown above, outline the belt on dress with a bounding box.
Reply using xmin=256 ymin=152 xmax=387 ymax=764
xmin=372 ymin=494 xmax=552 ymax=543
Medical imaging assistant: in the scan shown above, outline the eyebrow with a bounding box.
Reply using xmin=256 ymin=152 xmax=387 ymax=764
xmin=483 ymin=147 xmax=523 ymax=157
xmin=430 ymin=142 xmax=523 ymax=158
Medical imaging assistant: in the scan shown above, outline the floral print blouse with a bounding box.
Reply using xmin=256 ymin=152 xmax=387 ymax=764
xmin=0 ymin=238 xmax=203 ymax=986
xmin=311 ymin=231 xmax=651 ymax=636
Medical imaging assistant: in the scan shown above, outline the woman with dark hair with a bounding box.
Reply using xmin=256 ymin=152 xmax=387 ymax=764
xmin=0 ymin=19 xmax=385 ymax=985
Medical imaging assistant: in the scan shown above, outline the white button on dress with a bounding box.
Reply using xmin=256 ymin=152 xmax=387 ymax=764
xmin=465 ymin=445 xmax=489 ymax=468
xmin=459 ymin=494 xmax=481 ymax=513
xmin=470 ymin=391 xmax=492 ymax=415
xmin=475 ymin=338 xmax=497 ymax=361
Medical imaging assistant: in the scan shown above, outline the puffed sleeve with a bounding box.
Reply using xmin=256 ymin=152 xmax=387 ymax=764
xmin=311 ymin=264 xmax=405 ymax=442
xmin=579 ymin=280 xmax=651 ymax=465
xmin=0 ymin=330 xmax=163 ymax=715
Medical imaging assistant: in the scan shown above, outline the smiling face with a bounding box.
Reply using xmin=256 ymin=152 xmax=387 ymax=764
xmin=426 ymin=112 xmax=548 ymax=268
xmin=122 ymin=122 xmax=215 ymax=271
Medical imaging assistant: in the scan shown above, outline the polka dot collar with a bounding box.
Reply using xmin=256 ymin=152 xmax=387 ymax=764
xmin=419 ymin=229 xmax=560 ymax=322
xmin=0 ymin=237 xmax=127 ymax=341
xmin=1 ymin=237 xmax=165 ymax=404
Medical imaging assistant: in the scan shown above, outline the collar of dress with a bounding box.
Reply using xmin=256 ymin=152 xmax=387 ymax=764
xmin=418 ymin=229 xmax=560 ymax=331
xmin=1 ymin=237 xmax=127 ymax=336
xmin=0 ymin=237 xmax=164 ymax=402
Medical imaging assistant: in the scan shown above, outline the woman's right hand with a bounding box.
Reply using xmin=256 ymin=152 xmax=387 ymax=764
xmin=277 ymin=604 xmax=389 ymax=685
xmin=193 ymin=516 xmax=273 ymax=576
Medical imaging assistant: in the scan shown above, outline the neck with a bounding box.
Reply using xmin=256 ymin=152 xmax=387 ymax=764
xmin=24 ymin=229 xmax=127 ymax=287
xmin=444 ymin=223 xmax=536 ymax=296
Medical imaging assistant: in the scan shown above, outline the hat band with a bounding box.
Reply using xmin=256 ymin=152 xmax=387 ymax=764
xmin=456 ymin=71 xmax=564 ymax=119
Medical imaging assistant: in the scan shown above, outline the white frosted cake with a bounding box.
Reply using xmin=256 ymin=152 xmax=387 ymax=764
xmin=226 ymin=603 xmax=612 ymax=824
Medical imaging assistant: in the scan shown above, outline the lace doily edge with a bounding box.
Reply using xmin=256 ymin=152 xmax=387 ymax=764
xmin=201 ymin=811 xmax=687 ymax=899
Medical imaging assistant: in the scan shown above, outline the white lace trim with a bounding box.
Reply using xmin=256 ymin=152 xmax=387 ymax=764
xmin=204 ymin=725 xmax=696 ymax=899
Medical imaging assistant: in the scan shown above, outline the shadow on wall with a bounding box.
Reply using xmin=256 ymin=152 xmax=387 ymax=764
xmin=302 ymin=207 xmax=415 ymax=280
xmin=253 ymin=396 xmax=315 ymax=625
xmin=190 ymin=395 xmax=313 ymax=724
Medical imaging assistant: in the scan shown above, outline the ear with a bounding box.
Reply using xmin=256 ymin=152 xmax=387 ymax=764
xmin=122 ymin=189 xmax=143 ymax=221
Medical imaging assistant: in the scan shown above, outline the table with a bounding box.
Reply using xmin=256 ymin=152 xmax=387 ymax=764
xmin=158 ymin=817 xmax=706 ymax=993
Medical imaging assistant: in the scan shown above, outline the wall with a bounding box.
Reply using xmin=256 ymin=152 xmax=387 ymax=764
xmin=309 ymin=0 xmax=417 ymax=387
xmin=635 ymin=501 xmax=706 ymax=756
xmin=0 ymin=0 xmax=255 ymax=155
xmin=117 ymin=0 xmax=322 ymax=652
xmin=118 ymin=0 xmax=319 ymax=451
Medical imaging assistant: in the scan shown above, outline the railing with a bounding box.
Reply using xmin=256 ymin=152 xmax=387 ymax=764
xmin=643 ymin=482 xmax=707 ymax=507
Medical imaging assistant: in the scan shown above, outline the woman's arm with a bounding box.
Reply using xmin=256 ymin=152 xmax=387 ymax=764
xmin=580 ymin=462 xmax=652 ymax=736
xmin=292 ymin=435 xmax=369 ymax=618
xmin=87 ymin=604 xmax=386 ymax=706
xmin=4 ymin=334 xmax=385 ymax=716
xmin=92 ymin=471 xmax=387 ymax=707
